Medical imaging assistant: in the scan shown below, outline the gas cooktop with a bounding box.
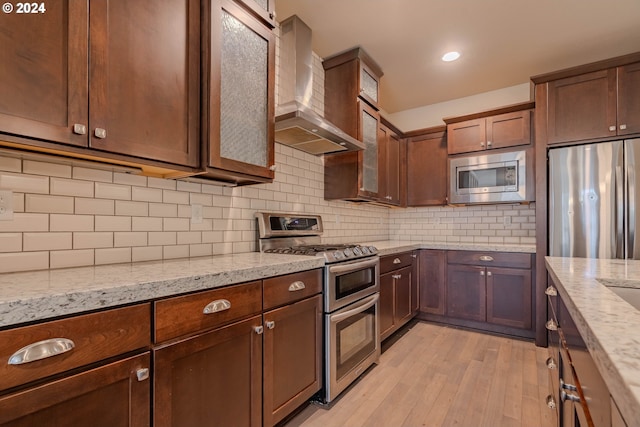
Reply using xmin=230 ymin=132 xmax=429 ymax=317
xmin=263 ymin=243 xmax=378 ymax=263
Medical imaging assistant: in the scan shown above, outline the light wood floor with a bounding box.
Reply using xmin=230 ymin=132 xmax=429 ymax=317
xmin=285 ymin=321 xmax=555 ymax=427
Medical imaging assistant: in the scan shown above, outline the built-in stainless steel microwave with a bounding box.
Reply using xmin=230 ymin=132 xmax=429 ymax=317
xmin=449 ymin=149 xmax=531 ymax=204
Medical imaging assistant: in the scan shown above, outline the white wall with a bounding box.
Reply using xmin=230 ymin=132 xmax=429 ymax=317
xmin=386 ymin=83 xmax=532 ymax=131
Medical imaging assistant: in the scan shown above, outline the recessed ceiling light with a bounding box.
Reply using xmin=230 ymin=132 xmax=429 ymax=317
xmin=442 ymin=51 xmax=461 ymax=62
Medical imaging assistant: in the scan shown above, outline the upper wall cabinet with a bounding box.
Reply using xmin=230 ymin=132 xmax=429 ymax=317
xmin=405 ymin=126 xmax=448 ymax=206
xmin=0 ymin=0 xmax=201 ymax=173
xmin=323 ymin=47 xmax=383 ymax=112
xmin=445 ymin=106 xmax=533 ymax=155
xmin=202 ymin=0 xmax=276 ymax=185
xmin=234 ymin=0 xmax=276 ymax=28
xmin=533 ymin=54 xmax=640 ymax=145
xmin=378 ymin=121 xmax=401 ymax=206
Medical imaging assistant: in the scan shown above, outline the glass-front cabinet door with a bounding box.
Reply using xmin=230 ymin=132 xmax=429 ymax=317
xmin=358 ymin=100 xmax=380 ymax=198
xmin=234 ymin=0 xmax=275 ymax=28
xmin=207 ymin=0 xmax=275 ymax=181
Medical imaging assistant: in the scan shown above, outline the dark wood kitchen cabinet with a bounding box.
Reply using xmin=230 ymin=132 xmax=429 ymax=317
xmin=404 ymin=127 xmax=448 ymax=206
xmin=262 ymin=269 xmax=322 ymax=427
xmin=418 ymin=249 xmax=447 ymax=315
xmin=202 ymin=0 xmax=276 ymax=185
xmin=0 ymin=0 xmax=201 ymax=174
xmin=324 ymin=48 xmax=400 ymax=205
xmin=378 ymin=121 xmax=402 ymax=206
xmin=0 ymin=304 xmax=151 ymax=426
xmin=379 ymin=252 xmax=417 ymax=341
xmin=533 ymin=55 xmax=640 ymax=145
xmin=446 ymin=251 xmax=532 ymax=332
xmin=445 ymin=104 xmax=533 ymax=155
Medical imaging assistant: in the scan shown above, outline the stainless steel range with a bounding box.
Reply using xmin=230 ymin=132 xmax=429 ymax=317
xmin=256 ymin=212 xmax=381 ymax=403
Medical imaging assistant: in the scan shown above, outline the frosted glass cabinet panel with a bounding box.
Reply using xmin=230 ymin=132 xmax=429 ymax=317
xmin=235 ymin=0 xmax=275 ymax=28
xmin=206 ymin=0 xmax=275 ymax=183
xmin=359 ymin=101 xmax=380 ymax=196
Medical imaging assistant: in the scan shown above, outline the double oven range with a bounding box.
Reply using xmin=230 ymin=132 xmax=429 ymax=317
xmin=256 ymin=212 xmax=380 ymax=403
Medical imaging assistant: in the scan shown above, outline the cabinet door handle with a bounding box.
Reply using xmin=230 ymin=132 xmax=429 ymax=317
xmin=8 ymin=338 xmax=75 ymax=365
xmin=265 ymin=320 xmax=275 ymax=330
xmin=560 ymin=378 xmax=577 ymax=391
xmin=393 ymin=258 xmax=402 ymax=264
xmin=561 ymin=390 xmax=581 ymax=403
xmin=620 ymin=124 xmax=627 ymax=130
xmin=480 ymin=270 xmax=485 ymax=276
xmin=546 ymin=395 xmax=557 ymax=409
xmin=487 ymin=271 xmax=492 ymax=277
xmin=480 ymin=142 xmax=485 ymax=147
xmin=73 ymin=124 xmax=87 ymax=135
xmin=609 ymin=125 xmax=617 ymax=132
xmin=487 ymin=140 xmax=492 ymax=147
xmin=269 ymin=164 xmax=277 ymax=171
xmin=288 ymin=281 xmax=306 ymax=291
xmin=479 ymin=255 xmax=494 ymax=262
xmin=94 ymin=128 xmax=107 ymax=139
xmin=254 ymin=325 xmax=264 ymax=335
xmin=136 ymin=368 xmax=150 ymax=382
xmin=203 ymin=299 xmax=231 ymax=314
xmin=392 ymin=274 xmax=402 ymax=280
xmin=411 ymin=254 xmax=417 ymax=258
xmin=545 ymin=286 xmax=558 ymax=296
xmin=545 ymin=357 xmax=557 ymax=370
xmin=545 ymin=319 xmax=558 ymax=331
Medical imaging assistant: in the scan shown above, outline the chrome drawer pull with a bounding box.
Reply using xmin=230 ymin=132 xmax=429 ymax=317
xmin=265 ymin=320 xmax=275 ymax=330
xmin=254 ymin=326 xmax=264 ymax=335
xmin=545 ymin=319 xmax=558 ymax=331
xmin=136 ymin=368 xmax=150 ymax=382
xmin=487 ymin=271 xmax=492 ymax=277
xmin=393 ymin=258 xmax=402 ymax=264
xmin=392 ymin=274 xmax=402 ymax=279
xmin=203 ymin=299 xmax=231 ymax=314
xmin=545 ymin=286 xmax=558 ymax=296
xmin=94 ymin=127 xmax=107 ymax=139
xmin=288 ymin=281 xmax=306 ymax=292
xmin=479 ymin=255 xmax=494 ymax=262
xmin=8 ymin=338 xmax=75 ymax=365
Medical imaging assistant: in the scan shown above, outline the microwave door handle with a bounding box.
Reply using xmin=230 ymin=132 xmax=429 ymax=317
xmin=331 ymin=294 xmax=379 ymax=323
xmin=328 ymin=257 xmax=379 ymax=275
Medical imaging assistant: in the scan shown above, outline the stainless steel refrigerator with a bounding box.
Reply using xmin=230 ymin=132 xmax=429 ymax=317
xmin=548 ymin=139 xmax=640 ymax=259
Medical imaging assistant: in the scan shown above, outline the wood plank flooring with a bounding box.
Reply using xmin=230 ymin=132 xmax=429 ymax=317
xmin=284 ymin=321 xmax=555 ymax=427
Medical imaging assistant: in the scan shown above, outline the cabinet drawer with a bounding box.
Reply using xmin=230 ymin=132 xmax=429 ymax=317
xmin=154 ymin=280 xmax=262 ymax=343
xmin=380 ymin=252 xmax=413 ymax=274
xmin=447 ymin=250 xmax=531 ymax=269
xmin=0 ymin=304 xmax=150 ymax=392
xmin=263 ymin=269 xmax=323 ymax=310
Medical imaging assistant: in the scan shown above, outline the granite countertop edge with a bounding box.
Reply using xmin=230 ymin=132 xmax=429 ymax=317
xmin=545 ymin=256 xmax=640 ymax=426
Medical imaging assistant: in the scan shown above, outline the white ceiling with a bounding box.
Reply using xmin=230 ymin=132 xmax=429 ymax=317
xmin=274 ymin=0 xmax=640 ymax=114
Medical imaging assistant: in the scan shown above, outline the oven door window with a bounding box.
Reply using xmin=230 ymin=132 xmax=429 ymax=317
xmin=458 ymin=162 xmax=517 ymax=193
xmin=335 ymin=267 xmax=376 ymax=300
xmin=336 ymin=304 xmax=376 ymax=380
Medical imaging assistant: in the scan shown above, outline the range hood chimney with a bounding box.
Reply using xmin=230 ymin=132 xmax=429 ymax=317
xmin=275 ymin=15 xmax=364 ymax=155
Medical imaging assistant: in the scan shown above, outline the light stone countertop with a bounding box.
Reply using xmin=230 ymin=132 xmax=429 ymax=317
xmin=361 ymin=240 xmax=536 ymax=256
xmin=545 ymin=257 xmax=640 ymax=426
xmin=0 ymin=252 xmax=324 ymax=328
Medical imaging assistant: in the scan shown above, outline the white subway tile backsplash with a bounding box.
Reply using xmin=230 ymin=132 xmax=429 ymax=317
xmin=0 ymin=233 xmax=22 ymax=252
xmin=0 ymin=156 xmax=21 ymax=172
xmin=50 ymin=214 xmax=94 ymax=232
xmin=50 ymin=249 xmax=94 ymax=269
xmin=149 ymin=231 xmax=177 ymax=246
xmin=132 ymin=246 xmax=163 ymax=262
xmin=0 ymin=172 xmax=49 ymax=194
xmin=73 ymin=232 xmax=113 ymax=249
xmin=73 ymin=167 xmax=112 ymax=183
xmin=95 ymin=247 xmax=131 ymax=265
xmin=176 ymin=180 xmax=200 ymax=193
xmin=132 ymin=186 xmax=163 ymax=203
xmin=149 ymin=203 xmax=178 ymax=218
xmin=0 ymin=213 xmax=49 ymax=232
xmin=23 ymin=232 xmax=72 ymax=251
xmin=147 ymin=176 xmax=176 ymax=190
xmin=114 ymin=232 xmax=147 ymax=247
xmin=190 ymin=244 xmax=213 ymax=257
xmin=0 ymin=251 xmax=48 ymax=273
xmin=115 ymin=200 xmax=149 ymax=217
xmin=163 ymin=190 xmax=189 ymax=205
xmin=23 ymin=161 xmax=71 ymax=178
xmin=95 ymin=216 xmax=131 ymax=232
xmin=95 ymin=182 xmax=131 ymax=200
xmin=76 ymin=198 xmax=115 ymax=215
xmin=50 ymin=177 xmax=94 ymax=197
xmin=177 ymin=231 xmax=201 ymax=245
xmin=163 ymin=218 xmax=190 ymax=232
xmin=164 ymin=244 xmax=189 ymax=259
xmin=132 ymin=217 xmax=163 ymax=232
xmin=25 ymin=194 xmax=74 ymax=214
xmin=113 ymin=172 xmax=147 ymax=187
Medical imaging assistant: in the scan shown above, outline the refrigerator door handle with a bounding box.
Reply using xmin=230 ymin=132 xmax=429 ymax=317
xmin=616 ymin=164 xmax=625 ymax=259
xmin=627 ymin=141 xmax=637 ymax=259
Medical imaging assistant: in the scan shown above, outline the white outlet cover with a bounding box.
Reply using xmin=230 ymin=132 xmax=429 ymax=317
xmin=191 ymin=204 xmax=203 ymax=224
xmin=0 ymin=190 xmax=14 ymax=220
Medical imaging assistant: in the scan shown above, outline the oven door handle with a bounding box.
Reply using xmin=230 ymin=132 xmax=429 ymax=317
xmin=331 ymin=293 xmax=379 ymax=323
xmin=328 ymin=257 xmax=379 ymax=275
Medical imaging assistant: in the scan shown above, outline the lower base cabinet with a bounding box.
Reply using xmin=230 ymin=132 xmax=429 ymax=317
xmin=0 ymin=352 xmax=151 ymax=427
xmin=380 ymin=252 xmax=418 ymax=341
xmin=263 ymin=295 xmax=322 ymax=426
xmin=153 ymin=315 xmax=263 ymax=427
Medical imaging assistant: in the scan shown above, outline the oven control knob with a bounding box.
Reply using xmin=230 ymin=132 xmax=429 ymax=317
xmin=369 ymin=246 xmax=377 ymax=254
xmin=333 ymin=251 xmax=343 ymax=260
xmin=361 ymin=246 xmax=370 ymax=255
xmin=343 ymin=248 xmax=353 ymax=257
xmin=353 ymin=247 xmax=362 ymax=256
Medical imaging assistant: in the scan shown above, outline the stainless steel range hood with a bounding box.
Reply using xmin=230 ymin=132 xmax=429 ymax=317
xmin=275 ymin=16 xmax=364 ymax=155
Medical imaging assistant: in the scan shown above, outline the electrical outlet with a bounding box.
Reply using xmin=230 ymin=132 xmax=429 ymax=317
xmin=191 ymin=204 xmax=203 ymax=224
xmin=503 ymin=216 xmax=512 ymax=226
xmin=335 ymin=214 xmax=341 ymax=224
xmin=0 ymin=190 xmax=14 ymax=221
